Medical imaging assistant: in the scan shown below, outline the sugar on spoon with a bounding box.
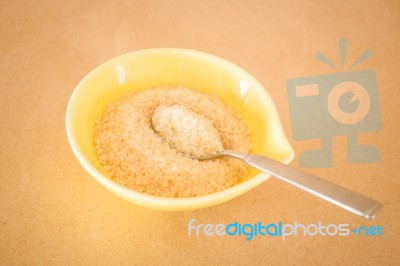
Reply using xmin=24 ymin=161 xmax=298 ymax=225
xmin=151 ymin=105 xmax=382 ymax=220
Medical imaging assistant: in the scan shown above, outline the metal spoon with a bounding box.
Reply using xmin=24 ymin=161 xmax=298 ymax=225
xmin=197 ymin=150 xmax=382 ymax=220
xmin=151 ymin=105 xmax=382 ymax=220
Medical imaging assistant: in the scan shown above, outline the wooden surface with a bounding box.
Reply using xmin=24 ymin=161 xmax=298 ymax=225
xmin=1 ymin=0 xmax=399 ymax=265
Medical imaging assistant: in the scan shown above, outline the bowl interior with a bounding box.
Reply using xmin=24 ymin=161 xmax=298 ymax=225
xmin=66 ymin=48 xmax=294 ymax=210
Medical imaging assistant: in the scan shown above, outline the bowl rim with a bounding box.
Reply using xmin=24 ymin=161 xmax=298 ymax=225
xmin=66 ymin=48 xmax=294 ymax=210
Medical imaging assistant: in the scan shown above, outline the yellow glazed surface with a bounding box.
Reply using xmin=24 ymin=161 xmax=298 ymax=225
xmin=66 ymin=48 xmax=294 ymax=211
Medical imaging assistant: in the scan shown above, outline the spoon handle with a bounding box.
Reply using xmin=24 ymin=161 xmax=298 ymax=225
xmin=223 ymin=150 xmax=382 ymax=220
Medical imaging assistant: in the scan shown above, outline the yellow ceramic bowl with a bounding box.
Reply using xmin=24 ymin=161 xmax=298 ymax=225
xmin=66 ymin=48 xmax=294 ymax=211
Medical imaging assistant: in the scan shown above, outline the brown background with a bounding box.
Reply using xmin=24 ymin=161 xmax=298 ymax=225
xmin=1 ymin=0 xmax=399 ymax=265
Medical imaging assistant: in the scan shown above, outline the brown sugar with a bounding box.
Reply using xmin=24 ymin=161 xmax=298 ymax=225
xmin=151 ymin=104 xmax=223 ymax=158
xmin=94 ymin=87 xmax=250 ymax=197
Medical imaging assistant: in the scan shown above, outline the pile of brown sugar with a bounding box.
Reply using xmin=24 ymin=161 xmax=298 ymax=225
xmin=151 ymin=104 xmax=224 ymax=158
xmin=94 ymin=87 xmax=251 ymax=197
